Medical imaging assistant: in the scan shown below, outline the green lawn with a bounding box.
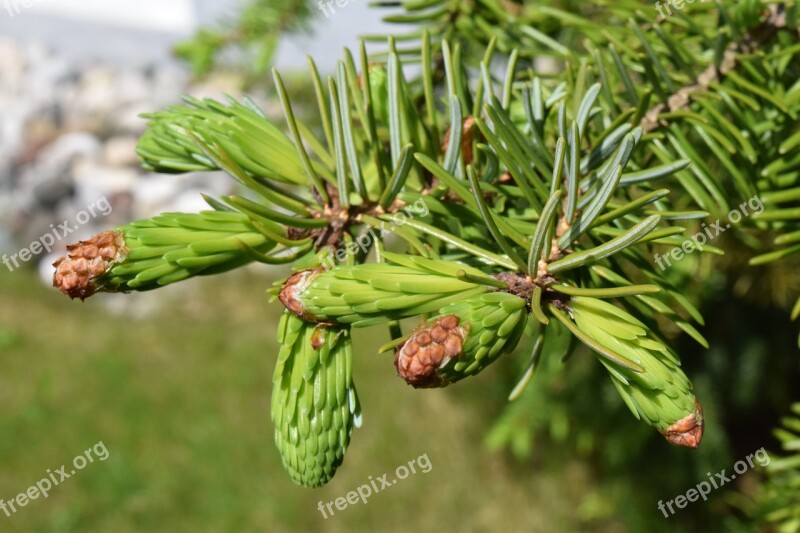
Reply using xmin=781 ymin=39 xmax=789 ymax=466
xmin=0 ymin=268 xmax=601 ymax=532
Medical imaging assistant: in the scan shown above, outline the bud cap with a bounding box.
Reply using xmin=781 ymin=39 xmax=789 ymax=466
xmin=53 ymin=231 xmax=127 ymax=300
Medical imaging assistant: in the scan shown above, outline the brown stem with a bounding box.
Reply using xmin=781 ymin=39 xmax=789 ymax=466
xmin=640 ymin=4 xmax=791 ymax=134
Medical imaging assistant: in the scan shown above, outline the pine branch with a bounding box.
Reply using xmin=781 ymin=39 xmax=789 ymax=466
xmin=641 ymin=3 xmax=793 ymax=133
xmin=51 ymin=0 xmax=800 ymax=488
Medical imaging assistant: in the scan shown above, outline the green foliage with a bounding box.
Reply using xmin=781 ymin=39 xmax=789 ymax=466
xmin=279 ymin=254 xmax=495 ymax=327
xmin=394 ymin=291 xmax=529 ymax=387
xmin=55 ymin=1 xmax=800 ymax=519
xmin=747 ymin=403 xmax=800 ymax=531
xmin=569 ymin=296 xmax=700 ymax=439
xmin=174 ymin=0 xmax=314 ymax=79
xmin=107 ymin=211 xmax=276 ymax=290
xmin=437 ymin=292 xmax=529 ymax=381
xmin=271 ymin=312 xmax=361 ymax=487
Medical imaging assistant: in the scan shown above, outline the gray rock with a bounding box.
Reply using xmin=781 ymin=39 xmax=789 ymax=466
xmin=103 ymin=136 xmax=140 ymax=167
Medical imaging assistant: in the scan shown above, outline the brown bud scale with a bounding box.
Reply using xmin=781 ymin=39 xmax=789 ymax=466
xmin=310 ymin=325 xmax=327 ymax=350
xmin=279 ymin=268 xmax=323 ymax=321
xmin=52 ymin=231 xmax=128 ymax=300
xmin=660 ymin=401 xmax=704 ymax=449
xmin=441 ymin=117 xmax=477 ymax=165
xmin=394 ymin=315 xmax=468 ymax=388
xmin=430 ymin=326 xmax=447 ymax=343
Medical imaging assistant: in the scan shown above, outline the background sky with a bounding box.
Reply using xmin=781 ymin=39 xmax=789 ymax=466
xmin=0 ymin=0 xmax=392 ymax=71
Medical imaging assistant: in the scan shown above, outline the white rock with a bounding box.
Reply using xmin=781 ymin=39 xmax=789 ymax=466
xmin=132 ymin=175 xmax=187 ymax=217
xmin=103 ymin=136 xmax=140 ymax=167
xmin=72 ymin=160 xmax=139 ymax=195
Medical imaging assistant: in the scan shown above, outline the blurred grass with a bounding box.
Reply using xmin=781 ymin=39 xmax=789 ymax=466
xmin=0 ymin=268 xmax=608 ymax=532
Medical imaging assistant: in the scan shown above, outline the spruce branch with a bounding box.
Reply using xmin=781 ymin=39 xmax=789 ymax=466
xmin=747 ymin=403 xmax=800 ymax=530
xmin=641 ymin=3 xmax=793 ymax=134
xmin=271 ymin=312 xmax=361 ymax=487
xmin=50 ymin=0 xmax=800 ymax=484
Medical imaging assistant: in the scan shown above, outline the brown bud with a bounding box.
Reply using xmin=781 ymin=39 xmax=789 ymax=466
xmin=416 ymin=332 xmax=432 ymax=347
xmin=310 ymin=325 xmax=327 ymax=350
xmin=441 ymin=117 xmax=477 ymax=165
xmin=444 ymin=333 xmax=463 ymax=357
xmin=430 ymin=326 xmax=447 ymax=343
xmin=52 ymin=231 xmax=127 ymax=300
xmin=394 ymin=315 xmax=466 ymax=389
xmin=403 ymin=341 xmax=419 ymax=356
xmin=440 ymin=315 xmax=459 ymax=330
xmin=417 ymin=347 xmax=432 ymax=366
xmin=660 ymin=402 xmax=704 ymax=449
xmin=429 ymin=344 xmax=445 ymax=361
xmin=279 ymin=268 xmax=323 ymax=321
